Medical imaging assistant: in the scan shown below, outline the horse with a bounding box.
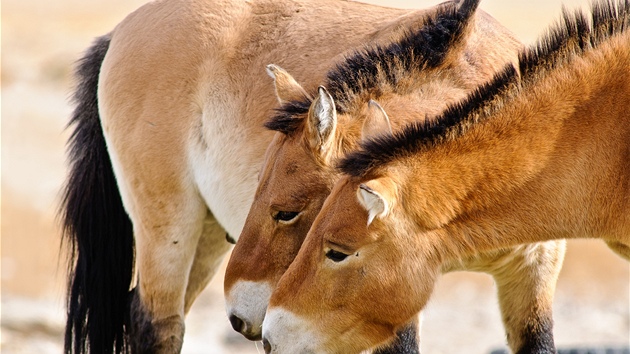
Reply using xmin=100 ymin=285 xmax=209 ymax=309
xmin=224 ymin=2 xmax=565 ymax=352
xmin=261 ymin=0 xmax=630 ymax=352
xmin=224 ymin=0 xmax=568 ymax=353
xmin=59 ymin=0 xmax=530 ymax=352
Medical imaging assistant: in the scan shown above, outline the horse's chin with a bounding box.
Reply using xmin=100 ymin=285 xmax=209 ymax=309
xmin=243 ymin=332 xmax=263 ymax=341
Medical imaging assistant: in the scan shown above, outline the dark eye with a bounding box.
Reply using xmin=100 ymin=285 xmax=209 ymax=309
xmin=274 ymin=211 xmax=299 ymax=222
xmin=326 ymin=249 xmax=349 ymax=262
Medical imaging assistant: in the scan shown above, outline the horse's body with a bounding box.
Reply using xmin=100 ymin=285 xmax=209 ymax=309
xmin=224 ymin=0 xmax=567 ymax=353
xmin=61 ymin=0 xmax=528 ymax=353
xmin=261 ymin=1 xmax=630 ymax=353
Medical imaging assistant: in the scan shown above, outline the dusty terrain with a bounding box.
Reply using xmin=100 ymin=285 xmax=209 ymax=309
xmin=2 ymin=0 xmax=628 ymax=353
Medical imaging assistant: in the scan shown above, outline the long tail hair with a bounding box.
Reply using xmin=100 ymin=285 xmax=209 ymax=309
xmin=60 ymin=34 xmax=134 ymax=354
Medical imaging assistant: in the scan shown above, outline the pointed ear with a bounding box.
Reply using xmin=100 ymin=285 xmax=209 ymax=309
xmin=357 ymin=178 xmax=396 ymax=226
xmin=361 ymin=100 xmax=393 ymax=140
xmin=266 ymin=64 xmax=311 ymax=104
xmin=306 ymin=86 xmax=337 ymax=153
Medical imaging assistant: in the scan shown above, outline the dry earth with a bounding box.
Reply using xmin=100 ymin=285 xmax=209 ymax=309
xmin=2 ymin=0 xmax=628 ymax=353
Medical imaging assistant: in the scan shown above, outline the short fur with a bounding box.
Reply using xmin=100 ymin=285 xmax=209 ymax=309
xmin=373 ymin=320 xmax=420 ymax=354
xmin=226 ymin=1 xmax=566 ymax=353
xmin=63 ymin=1 xmax=512 ymax=353
xmin=265 ymin=0 xmax=480 ymax=132
xmin=263 ymin=1 xmax=630 ymax=353
xmin=340 ymin=0 xmax=630 ymax=176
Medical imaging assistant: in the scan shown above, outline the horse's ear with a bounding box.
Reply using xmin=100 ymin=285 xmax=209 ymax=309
xmin=266 ymin=64 xmax=311 ymax=104
xmin=307 ymin=86 xmax=337 ymax=153
xmin=357 ymin=178 xmax=395 ymax=226
xmin=361 ymin=100 xmax=393 ymax=141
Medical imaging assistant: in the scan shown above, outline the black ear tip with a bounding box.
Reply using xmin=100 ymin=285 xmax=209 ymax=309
xmin=226 ymin=233 xmax=237 ymax=245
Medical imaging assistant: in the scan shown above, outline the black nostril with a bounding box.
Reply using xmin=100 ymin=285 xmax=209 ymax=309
xmin=229 ymin=314 xmax=245 ymax=333
xmin=263 ymin=337 xmax=272 ymax=354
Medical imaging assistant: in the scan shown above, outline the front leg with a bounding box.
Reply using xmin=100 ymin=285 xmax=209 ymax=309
xmin=490 ymin=241 xmax=566 ymax=354
xmin=373 ymin=317 xmax=420 ymax=354
xmin=184 ymin=212 xmax=232 ymax=313
xmin=606 ymin=240 xmax=630 ymax=261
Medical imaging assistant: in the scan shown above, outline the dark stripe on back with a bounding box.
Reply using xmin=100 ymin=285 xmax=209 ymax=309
xmin=338 ymin=65 xmax=518 ymax=176
xmin=265 ymin=0 xmax=481 ymax=134
xmin=326 ymin=0 xmax=480 ymax=113
xmin=339 ymin=0 xmax=630 ymax=177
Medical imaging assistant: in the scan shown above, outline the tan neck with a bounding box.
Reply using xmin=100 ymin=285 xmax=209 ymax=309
xmin=402 ymin=33 xmax=630 ymax=258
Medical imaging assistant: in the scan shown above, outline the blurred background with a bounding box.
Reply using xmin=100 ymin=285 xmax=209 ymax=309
xmin=1 ymin=0 xmax=628 ymax=353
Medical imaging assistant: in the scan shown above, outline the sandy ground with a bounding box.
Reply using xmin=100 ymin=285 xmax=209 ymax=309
xmin=1 ymin=0 xmax=628 ymax=353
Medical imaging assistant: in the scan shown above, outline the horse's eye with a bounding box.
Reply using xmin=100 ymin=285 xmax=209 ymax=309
xmin=326 ymin=249 xmax=349 ymax=262
xmin=274 ymin=211 xmax=299 ymax=222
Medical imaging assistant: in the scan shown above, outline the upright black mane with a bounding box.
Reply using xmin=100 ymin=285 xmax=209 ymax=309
xmin=339 ymin=0 xmax=630 ymax=177
xmin=264 ymin=0 xmax=481 ymax=134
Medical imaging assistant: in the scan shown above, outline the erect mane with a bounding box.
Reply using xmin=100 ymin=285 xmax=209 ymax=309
xmin=264 ymin=0 xmax=481 ymax=135
xmin=339 ymin=0 xmax=630 ymax=177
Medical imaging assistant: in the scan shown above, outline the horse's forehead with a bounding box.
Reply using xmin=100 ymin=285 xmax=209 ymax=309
xmin=258 ymin=133 xmax=323 ymax=200
xmin=264 ymin=134 xmax=307 ymax=172
xmin=318 ymin=178 xmax=367 ymax=231
xmin=330 ymin=176 xmax=360 ymax=201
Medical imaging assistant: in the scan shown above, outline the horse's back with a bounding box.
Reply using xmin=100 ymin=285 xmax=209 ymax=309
xmin=97 ymin=0 xmax=418 ymax=235
xmin=65 ymin=1 xmax=532 ymax=352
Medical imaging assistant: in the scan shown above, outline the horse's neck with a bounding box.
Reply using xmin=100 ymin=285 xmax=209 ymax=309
xmin=410 ymin=34 xmax=630 ymax=257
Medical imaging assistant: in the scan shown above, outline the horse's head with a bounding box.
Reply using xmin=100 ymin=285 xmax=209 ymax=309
xmin=223 ymin=69 xmax=469 ymax=341
xmin=224 ymin=0 xmax=522 ymax=342
xmin=261 ymin=170 xmax=444 ymax=353
xmin=223 ymin=64 xmax=454 ymax=342
xmin=223 ymin=65 xmax=394 ymax=339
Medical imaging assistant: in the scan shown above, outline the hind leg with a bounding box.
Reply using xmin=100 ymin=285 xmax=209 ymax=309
xmin=489 ymin=240 xmax=566 ymax=354
xmin=130 ymin=206 xmax=231 ymax=353
xmin=184 ymin=212 xmax=232 ymax=313
xmin=125 ymin=185 xmax=208 ymax=353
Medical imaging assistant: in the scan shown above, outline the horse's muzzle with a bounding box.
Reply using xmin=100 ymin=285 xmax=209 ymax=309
xmin=229 ymin=314 xmax=262 ymax=341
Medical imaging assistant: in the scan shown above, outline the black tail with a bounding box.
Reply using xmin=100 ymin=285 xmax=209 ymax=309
xmin=61 ymin=34 xmax=134 ymax=354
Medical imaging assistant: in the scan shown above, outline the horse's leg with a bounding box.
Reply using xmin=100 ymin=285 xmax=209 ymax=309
xmin=606 ymin=240 xmax=630 ymax=261
xmin=373 ymin=316 xmax=420 ymax=354
xmin=489 ymin=240 xmax=566 ymax=354
xmin=184 ymin=212 xmax=232 ymax=313
xmin=124 ymin=183 xmax=208 ymax=353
